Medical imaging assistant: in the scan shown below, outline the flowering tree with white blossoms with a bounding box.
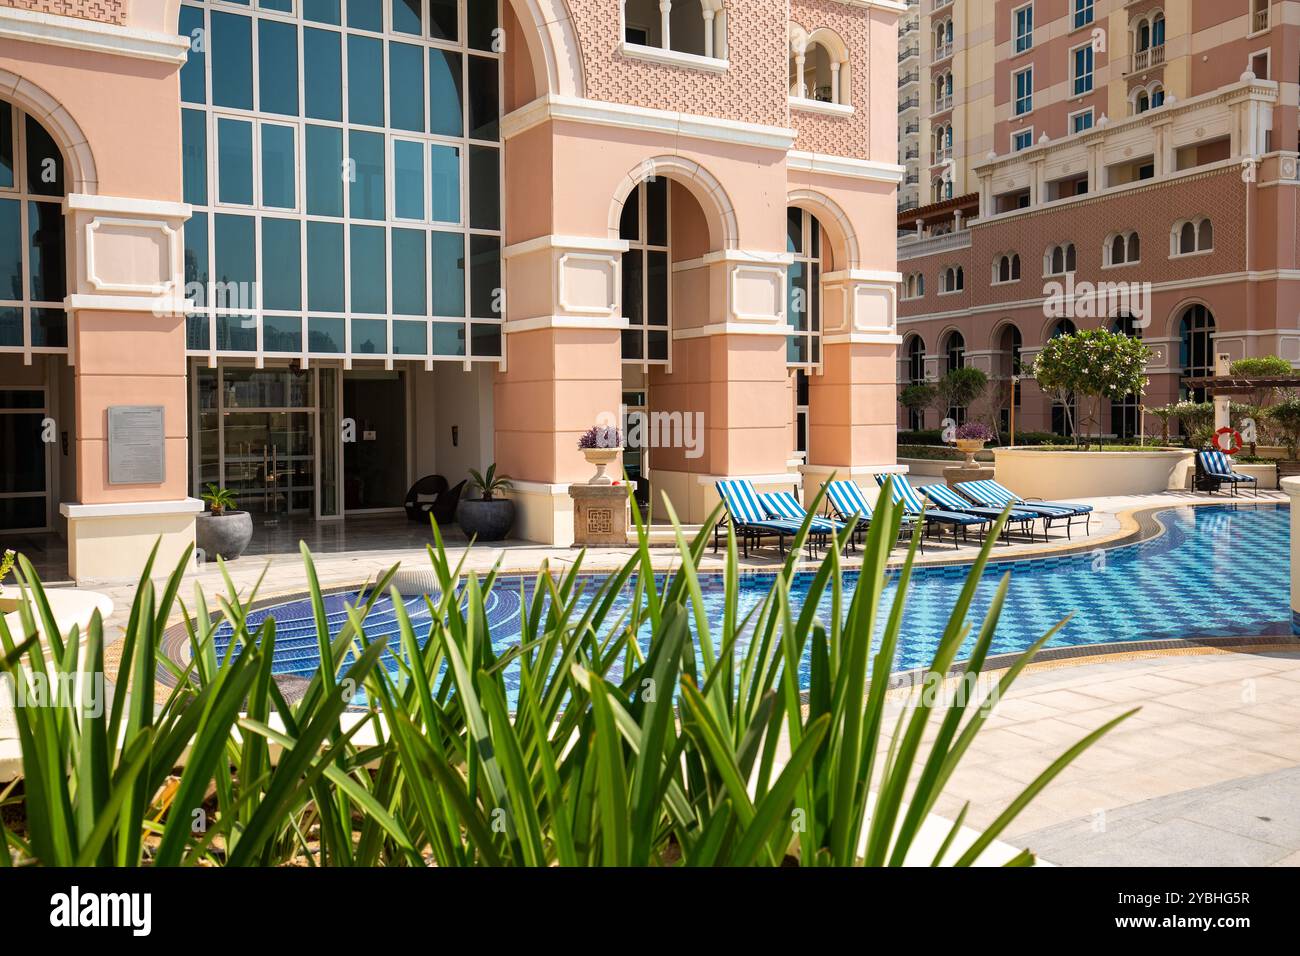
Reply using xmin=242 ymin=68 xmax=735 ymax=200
xmin=1031 ymin=328 xmax=1151 ymax=448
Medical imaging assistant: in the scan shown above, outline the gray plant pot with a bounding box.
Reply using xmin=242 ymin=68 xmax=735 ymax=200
xmin=195 ymin=510 xmax=254 ymax=561
xmin=456 ymin=497 xmax=515 ymax=542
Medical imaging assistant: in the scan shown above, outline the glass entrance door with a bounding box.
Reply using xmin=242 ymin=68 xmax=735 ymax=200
xmin=0 ymin=387 xmax=50 ymax=532
xmin=191 ymin=364 xmax=316 ymax=521
xmin=343 ymin=370 xmax=407 ymax=512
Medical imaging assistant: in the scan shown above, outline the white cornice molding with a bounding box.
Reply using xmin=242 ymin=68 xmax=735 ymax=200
xmin=68 ymin=194 xmax=191 ymax=219
xmin=788 ymin=150 xmax=906 ymax=184
xmin=502 ymin=315 xmax=630 ymax=334
xmin=824 ymin=268 xmax=904 ymax=284
xmin=503 ymin=94 xmax=798 ymax=151
xmin=672 ymin=322 xmax=790 ymax=339
xmin=789 ymin=96 xmax=855 ymax=118
xmin=502 ymin=234 xmax=629 ymax=259
xmin=0 ymin=7 xmax=191 ymax=64
xmin=61 ymin=498 xmax=204 ymax=520
xmin=617 ymin=41 xmax=729 ymax=73
xmin=67 ymin=293 xmax=192 ymax=314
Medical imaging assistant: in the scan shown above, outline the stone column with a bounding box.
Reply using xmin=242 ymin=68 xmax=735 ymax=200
xmin=60 ymin=194 xmax=201 ymax=582
xmin=803 ymin=270 xmax=904 ymax=501
xmin=496 ymin=235 xmax=629 ymax=546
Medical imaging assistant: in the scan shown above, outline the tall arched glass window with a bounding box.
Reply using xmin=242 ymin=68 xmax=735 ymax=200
xmin=619 ymin=177 xmax=670 ymax=364
xmin=1110 ymin=314 xmax=1143 ymax=438
xmin=943 ymin=329 xmax=966 ymax=424
xmin=1050 ymin=319 xmax=1077 ymax=435
xmin=786 ymin=207 xmax=823 ymax=368
xmin=177 ymin=0 xmax=504 ymax=364
xmin=906 ymin=334 xmax=926 ymax=429
xmin=0 ymin=100 xmax=68 ymax=363
xmin=1179 ymin=304 xmax=1216 ymax=400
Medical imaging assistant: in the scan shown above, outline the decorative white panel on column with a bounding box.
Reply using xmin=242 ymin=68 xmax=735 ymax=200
xmin=66 ymin=194 xmax=191 ymax=315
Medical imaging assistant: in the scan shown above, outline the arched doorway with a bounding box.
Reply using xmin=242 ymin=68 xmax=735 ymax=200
xmin=0 ymin=101 xmax=69 ymax=539
xmin=993 ymin=323 xmax=1021 ymax=435
xmin=905 ymin=333 xmax=926 ymax=430
xmin=942 ymin=328 xmax=966 ymax=424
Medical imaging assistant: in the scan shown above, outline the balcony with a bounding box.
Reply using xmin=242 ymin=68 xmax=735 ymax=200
xmin=899 ymin=45 xmax=919 ymax=62
xmin=897 ymin=228 xmax=972 ymax=261
xmin=933 ymin=94 xmax=953 ymax=113
xmin=899 ymin=96 xmax=920 ymax=113
xmin=933 ymin=43 xmax=953 ymax=63
xmin=1132 ymin=44 xmax=1165 ymax=72
xmin=904 ymin=121 xmax=920 ymax=135
xmin=1253 ymin=8 xmax=1269 ymax=33
xmin=899 ymin=71 xmax=919 ymax=88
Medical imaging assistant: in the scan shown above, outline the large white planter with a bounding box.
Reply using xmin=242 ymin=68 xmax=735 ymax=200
xmin=1235 ymin=462 xmax=1279 ymax=490
xmin=993 ymin=448 xmax=1194 ymax=499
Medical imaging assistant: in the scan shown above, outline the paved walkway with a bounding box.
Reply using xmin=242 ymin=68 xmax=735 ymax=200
xmin=920 ymin=647 xmax=1300 ymax=866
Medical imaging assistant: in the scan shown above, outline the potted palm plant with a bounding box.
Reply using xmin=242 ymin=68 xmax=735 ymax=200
xmin=578 ymin=425 xmax=623 ymax=485
xmin=0 ymin=548 xmax=17 ymax=613
xmin=195 ymin=483 xmax=253 ymax=561
xmin=456 ymin=464 xmax=515 ymax=541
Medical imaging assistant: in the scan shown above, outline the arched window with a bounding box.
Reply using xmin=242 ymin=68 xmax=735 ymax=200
xmin=994 ymin=253 xmax=1021 ymax=284
xmin=1046 ymin=243 xmax=1076 ymax=276
xmin=786 ymin=207 xmax=823 ymax=367
xmin=624 ymin=0 xmax=725 ymax=59
xmin=1173 ymin=218 xmax=1214 ymax=256
xmin=996 ymin=323 xmax=1022 ymax=432
xmin=906 ymin=334 xmax=927 ymax=429
xmin=1179 ymin=304 xmax=1216 ymax=401
xmin=1110 ymin=313 xmax=1143 ymax=438
xmin=1052 ymin=319 xmax=1077 ymax=338
xmin=1107 ymin=231 xmax=1141 ymax=266
xmin=943 ymin=329 xmax=966 ymax=423
xmin=619 ymin=178 xmax=671 ymax=364
xmin=941 ymin=265 xmax=964 ymax=293
xmin=789 ymin=29 xmax=851 ymax=106
xmin=1151 ymin=84 xmax=1165 ymax=108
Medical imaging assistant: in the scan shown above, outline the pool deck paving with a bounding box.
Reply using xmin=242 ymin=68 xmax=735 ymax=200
xmin=67 ymin=489 xmax=1300 ymax=865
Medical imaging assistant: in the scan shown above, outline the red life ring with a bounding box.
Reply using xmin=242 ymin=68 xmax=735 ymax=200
xmin=1212 ymin=427 xmax=1243 ymax=456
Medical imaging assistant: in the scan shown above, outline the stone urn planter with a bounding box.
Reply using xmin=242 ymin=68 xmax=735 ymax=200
xmin=457 ymin=498 xmax=516 ymax=541
xmin=954 ymin=439 xmax=987 ymax=467
xmin=195 ymin=510 xmax=254 ymax=561
xmin=582 ymin=447 xmax=622 ymax=485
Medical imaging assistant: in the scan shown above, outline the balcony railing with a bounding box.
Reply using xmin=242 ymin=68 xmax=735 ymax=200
xmin=899 ymin=96 xmax=920 ymax=112
xmin=897 ymin=228 xmax=972 ymax=261
xmin=933 ymin=94 xmax=953 ymax=113
xmin=904 ymin=121 xmax=920 ymax=135
xmin=1132 ymin=44 xmax=1165 ymax=71
xmin=899 ymin=45 xmax=919 ymax=62
xmin=933 ymin=43 xmax=953 ymax=62
xmin=899 ymin=71 xmax=919 ymax=87
xmin=1254 ymin=8 xmax=1270 ymax=33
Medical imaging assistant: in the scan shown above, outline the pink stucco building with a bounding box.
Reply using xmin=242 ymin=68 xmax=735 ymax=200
xmin=898 ymin=1 xmax=1299 ymax=439
xmin=0 ymin=0 xmax=905 ymax=581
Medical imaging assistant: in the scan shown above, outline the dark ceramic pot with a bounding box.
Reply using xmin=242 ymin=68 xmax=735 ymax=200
xmin=456 ymin=497 xmax=516 ymax=542
xmin=195 ymin=510 xmax=254 ymax=561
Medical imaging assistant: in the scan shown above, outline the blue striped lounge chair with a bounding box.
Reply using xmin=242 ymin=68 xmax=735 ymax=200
xmin=955 ymin=479 xmax=1093 ymax=538
xmin=874 ymin=474 xmax=990 ymax=549
xmin=760 ymin=491 xmax=844 ymax=555
xmin=1196 ymin=450 xmax=1259 ymax=498
xmin=823 ymin=480 xmax=924 ymax=553
xmin=714 ymin=479 xmax=806 ymax=557
xmin=918 ymin=481 xmax=1041 ymax=543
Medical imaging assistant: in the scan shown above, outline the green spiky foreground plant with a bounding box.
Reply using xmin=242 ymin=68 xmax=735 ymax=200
xmin=0 ymin=485 xmax=1134 ymax=866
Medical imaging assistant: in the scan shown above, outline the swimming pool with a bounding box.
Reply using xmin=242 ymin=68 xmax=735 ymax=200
xmin=203 ymin=504 xmax=1292 ymax=701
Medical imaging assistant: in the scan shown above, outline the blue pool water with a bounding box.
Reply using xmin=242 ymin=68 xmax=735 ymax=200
xmin=210 ymin=504 xmax=1292 ymax=700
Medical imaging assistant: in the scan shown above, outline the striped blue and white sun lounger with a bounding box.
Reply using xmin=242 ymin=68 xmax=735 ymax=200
xmin=823 ymin=480 xmax=923 ymax=552
xmin=955 ymin=479 xmax=1093 ymax=538
xmin=714 ymin=479 xmax=806 ymax=556
xmin=1196 ymin=450 xmax=1259 ymax=498
xmin=874 ymin=474 xmax=989 ymax=549
xmin=918 ymin=481 xmax=1040 ymax=542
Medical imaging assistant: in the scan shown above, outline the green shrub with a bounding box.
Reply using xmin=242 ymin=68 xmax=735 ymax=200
xmin=1230 ymin=356 xmax=1292 ymax=378
xmin=0 ymin=494 xmax=1131 ymax=867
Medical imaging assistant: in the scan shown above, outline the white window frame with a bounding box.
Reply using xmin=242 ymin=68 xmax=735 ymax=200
xmin=1071 ymin=42 xmax=1094 ymax=95
xmin=1012 ymin=127 xmax=1034 ymax=152
xmin=1069 ymin=107 xmax=1094 ymax=134
xmin=1014 ymin=66 xmax=1034 ymax=116
xmin=1012 ymin=3 xmax=1034 ymax=54
xmin=1073 ymin=0 xmax=1094 ymax=30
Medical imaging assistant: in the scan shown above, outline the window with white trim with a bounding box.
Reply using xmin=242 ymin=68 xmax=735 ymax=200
xmin=940 ymin=265 xmax=965 ymax=294
xmin=1073 ymin=0 xmax=1094 ymax=30
xmin=623 ymin=0 xmax=725 ymax=59
xmin=619 ymin=178 xmax=670 ymax=364
xmin=786 ymin=207 xmax=824 ymax=368
xmin=1014 ymin=66 xmax=1033 ymax=116
xmin=1172 ymin=218 xmax=1214 ymax=256
xmin=993 ymin=253 xmax=1021 ymax=284
xmin=1044 ymin=243 xmax=1076 ymax=276
xmin=1072 ymin=43 xmax=1094 ymax=95
xmin=1070 ymin=108 xmax=1094 ymax=133
xmin=1106 ymin=231 xmax=1140 ymax=266
xmin=1013 ymin=3 xmax=1034 ymax=53
xmin=1012 ymin=128 xmax=1034 ymax=152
